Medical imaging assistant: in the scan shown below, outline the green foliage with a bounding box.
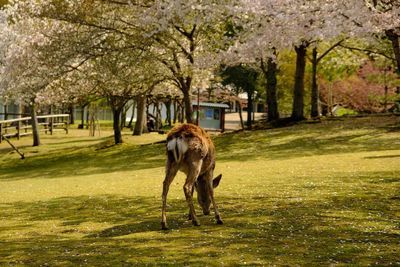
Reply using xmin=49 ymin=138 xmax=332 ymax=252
xmin=0 ymin=116 xmax=400 ymax=265
xmin=276 ymin=52 xmax=297 ymax=114
xmin=220 ymin=64 xmax=259 ymax=95
xmin=336 ymin=107 xmax=358 ymax=116
xmin=223 ymin=21 xmax=244 ymax=38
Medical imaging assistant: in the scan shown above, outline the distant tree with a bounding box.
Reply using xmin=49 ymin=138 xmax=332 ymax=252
xmin=220 ymin=64 xmax=259 ymax=129
xmin=310 ymin=40 xmax=346 ymax=117
xmin=227 ymin=0 xmax=384 ymax=121
xmin=370 ymin=1 xmax=400 ymax=74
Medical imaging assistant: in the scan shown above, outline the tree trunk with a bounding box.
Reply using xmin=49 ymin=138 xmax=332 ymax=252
xmin=133 ymin=94 xmax=146 ymax=136
xmin=156 ymin=103 xmax=163 ymax=130
xmin=311 ymin=47 xmax=320 ymax=118
xmin=86 ymin=109 xmax=89 ymax=129
xmin=30 ymin=103 xmax=40 ymax=146
xmin=69 ymin=105 xmax=75 ymax=124
xmin=386 ymin=30 xmax=400 ymax=111
xmin=165 ymin=98 xmax=172 ymax=126
xmin=127 ymin=100 xmax=136 ymax=129
xmin=173 ymin=100 xmax=177 ymax=124
xmin=387 ymin=30 xmax=400 ymax=78
xmin=183 ymin=90 xmax=194 ymax=123
xmin=253 ymin=102 xmax=256 ymax=121
xmin=112 ymin=106 xmax=123 ymax=144
xmin=154 ymin=101 xmax=160 ymax=130
xmin=246 ymin=92 xmax=253 ymax=129
xmin=291 ymin=44 xmax=307 ymax=121
xmin=179 ymin=102 xmax=185 ymax=123
xmin=80 ymin=104 xmax=86 ymax=128
xmin=4 ymin=105 xmax=8 ymax=120
xmin=120 ymin=104 xmax=127 ymax=130
xmin=237 ymin=100 xmax=245 ymax=130
xmin=89 ymin=105 xmax=96 ymax=137
xmin=262 ymin=57 xmax=280 ymax=121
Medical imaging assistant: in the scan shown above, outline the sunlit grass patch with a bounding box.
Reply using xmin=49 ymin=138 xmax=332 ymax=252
xmin=0 ymin=116 xmax=399 ymax=265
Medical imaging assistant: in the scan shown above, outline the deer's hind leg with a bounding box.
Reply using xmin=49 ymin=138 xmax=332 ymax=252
xmin=183 ymin=160 xmax=203 ymax=226
xmin=161 ymin=159 xmax=179 ymax=230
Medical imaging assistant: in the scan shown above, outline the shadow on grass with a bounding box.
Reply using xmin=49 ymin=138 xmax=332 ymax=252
xmin=2 ymin=116 xmax=399 ymax=182
xmin=1 ymin=168 xmax=399 ymax=266
xmin=364 ymin=154 xmax=400 ymax=159
xmin=0 ymin=139 xmax=166 ymax=181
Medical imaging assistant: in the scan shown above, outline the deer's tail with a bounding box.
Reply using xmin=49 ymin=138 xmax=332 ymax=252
xmin=167 ymin=137 xmax=188 ymax=163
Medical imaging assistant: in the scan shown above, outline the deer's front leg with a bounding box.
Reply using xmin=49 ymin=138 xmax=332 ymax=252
xmin=161 ymin=160 xmax=178 ymax=230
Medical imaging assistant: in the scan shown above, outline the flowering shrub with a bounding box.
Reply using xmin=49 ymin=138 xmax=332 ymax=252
xmin=320 ymin=61 xmax=399 ymax=113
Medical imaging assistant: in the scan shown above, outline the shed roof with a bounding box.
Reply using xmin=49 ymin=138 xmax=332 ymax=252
xmin=192 ymin=102 xmax=229 ymax=108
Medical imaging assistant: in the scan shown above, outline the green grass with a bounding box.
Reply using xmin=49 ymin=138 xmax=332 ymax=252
xmin=0 ymin=116 xmax=399 ymax=266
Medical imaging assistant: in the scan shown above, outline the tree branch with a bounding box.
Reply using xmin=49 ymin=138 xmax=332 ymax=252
xmin=317 ymin=39 xmax=347 ymax=64
xmin=339 ymin=44 xmax=395 ymax=61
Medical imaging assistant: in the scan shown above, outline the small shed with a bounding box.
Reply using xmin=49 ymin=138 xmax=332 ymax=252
xmin=193 ymin=102 xmax=230 ymax=132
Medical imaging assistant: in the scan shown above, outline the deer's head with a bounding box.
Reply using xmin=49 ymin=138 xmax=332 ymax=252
xmin=195 ymin=174 xmax=222 ymax=215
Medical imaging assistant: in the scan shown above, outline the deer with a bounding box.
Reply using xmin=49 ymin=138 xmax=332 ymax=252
xmin=161 ymin=123 xmax=223 ymax=230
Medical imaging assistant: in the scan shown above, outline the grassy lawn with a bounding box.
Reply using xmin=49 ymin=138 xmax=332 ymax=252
xmin=0 ymin=116 xmax=399 ymax=266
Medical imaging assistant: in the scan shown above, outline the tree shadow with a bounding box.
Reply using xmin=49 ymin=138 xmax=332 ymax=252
xmin=2 ymin=116 xmax=399 ymax=181
xmin=0 ymin=140 xmax=166 ymax=181
xmin=364 ymin=154 xmax=400 ymax=159
xmin=1 ymin=172 xmax=399 ymax=266
xmin=1 ymin=116 xmax=399 ymax=264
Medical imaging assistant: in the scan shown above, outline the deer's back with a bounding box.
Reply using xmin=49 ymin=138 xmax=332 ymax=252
xmin=167 ymin=124 xmax=215 ymax=173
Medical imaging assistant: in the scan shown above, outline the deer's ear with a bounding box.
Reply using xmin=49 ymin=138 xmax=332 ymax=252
xmin=213 ymin=174 xmax=222 ymax=188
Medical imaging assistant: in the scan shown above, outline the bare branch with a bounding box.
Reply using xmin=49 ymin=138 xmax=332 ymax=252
xmin=317 ymin=39 xmax=347 ymax=63
xmin=339 ymin=44 xmax=395 ymax=61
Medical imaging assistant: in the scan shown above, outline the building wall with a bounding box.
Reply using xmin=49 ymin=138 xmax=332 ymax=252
xmin=198 ymin=107 xmax=221 ymax=130
xmin=0 ymin=104 xmax=19 ymax=120
xmin=73 ymin=106 xmax=113 ymax=122
xmin=73 ymin=102 xmax=171 ymax=122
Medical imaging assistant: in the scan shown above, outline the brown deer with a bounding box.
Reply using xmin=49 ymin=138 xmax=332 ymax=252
xmin=161 ymin=123 xmax=223 ymax=230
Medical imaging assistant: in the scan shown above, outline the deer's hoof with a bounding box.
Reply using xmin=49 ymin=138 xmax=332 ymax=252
xmin=161 ymin=222 xmax=169 ymax=230
xmin=193 ymin=220 xmax=200 ymax=226
xmin=216 ymin=219 xmax=223 ymax=225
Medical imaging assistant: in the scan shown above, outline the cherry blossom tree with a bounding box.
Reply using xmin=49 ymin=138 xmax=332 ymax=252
xmin=0 ymin=10 xmax=79 ymax=146
xmin=370 ymin=0 xmax=400 ymax=73
xmin=7 ymin=0 xmax=236 ymax=128
xmin=225 ymin=0 xmax=383 ymax=120
xmin=2 ymin=0 xmax=397 ymax=148
xmin=1 ymin=0 xmax=166 ymax=144
xmin=139 ymin=0 xmax=234 ymax=123
xmin=367 ymin=1 xmax=400 ymax=110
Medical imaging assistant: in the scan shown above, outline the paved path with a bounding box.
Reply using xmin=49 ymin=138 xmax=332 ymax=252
xmin=224 ymin=112 xmax=265 ymax=131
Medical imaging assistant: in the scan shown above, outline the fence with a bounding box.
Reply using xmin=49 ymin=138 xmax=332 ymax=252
xmin=0 ymin=114 xmax=70 ymax=143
